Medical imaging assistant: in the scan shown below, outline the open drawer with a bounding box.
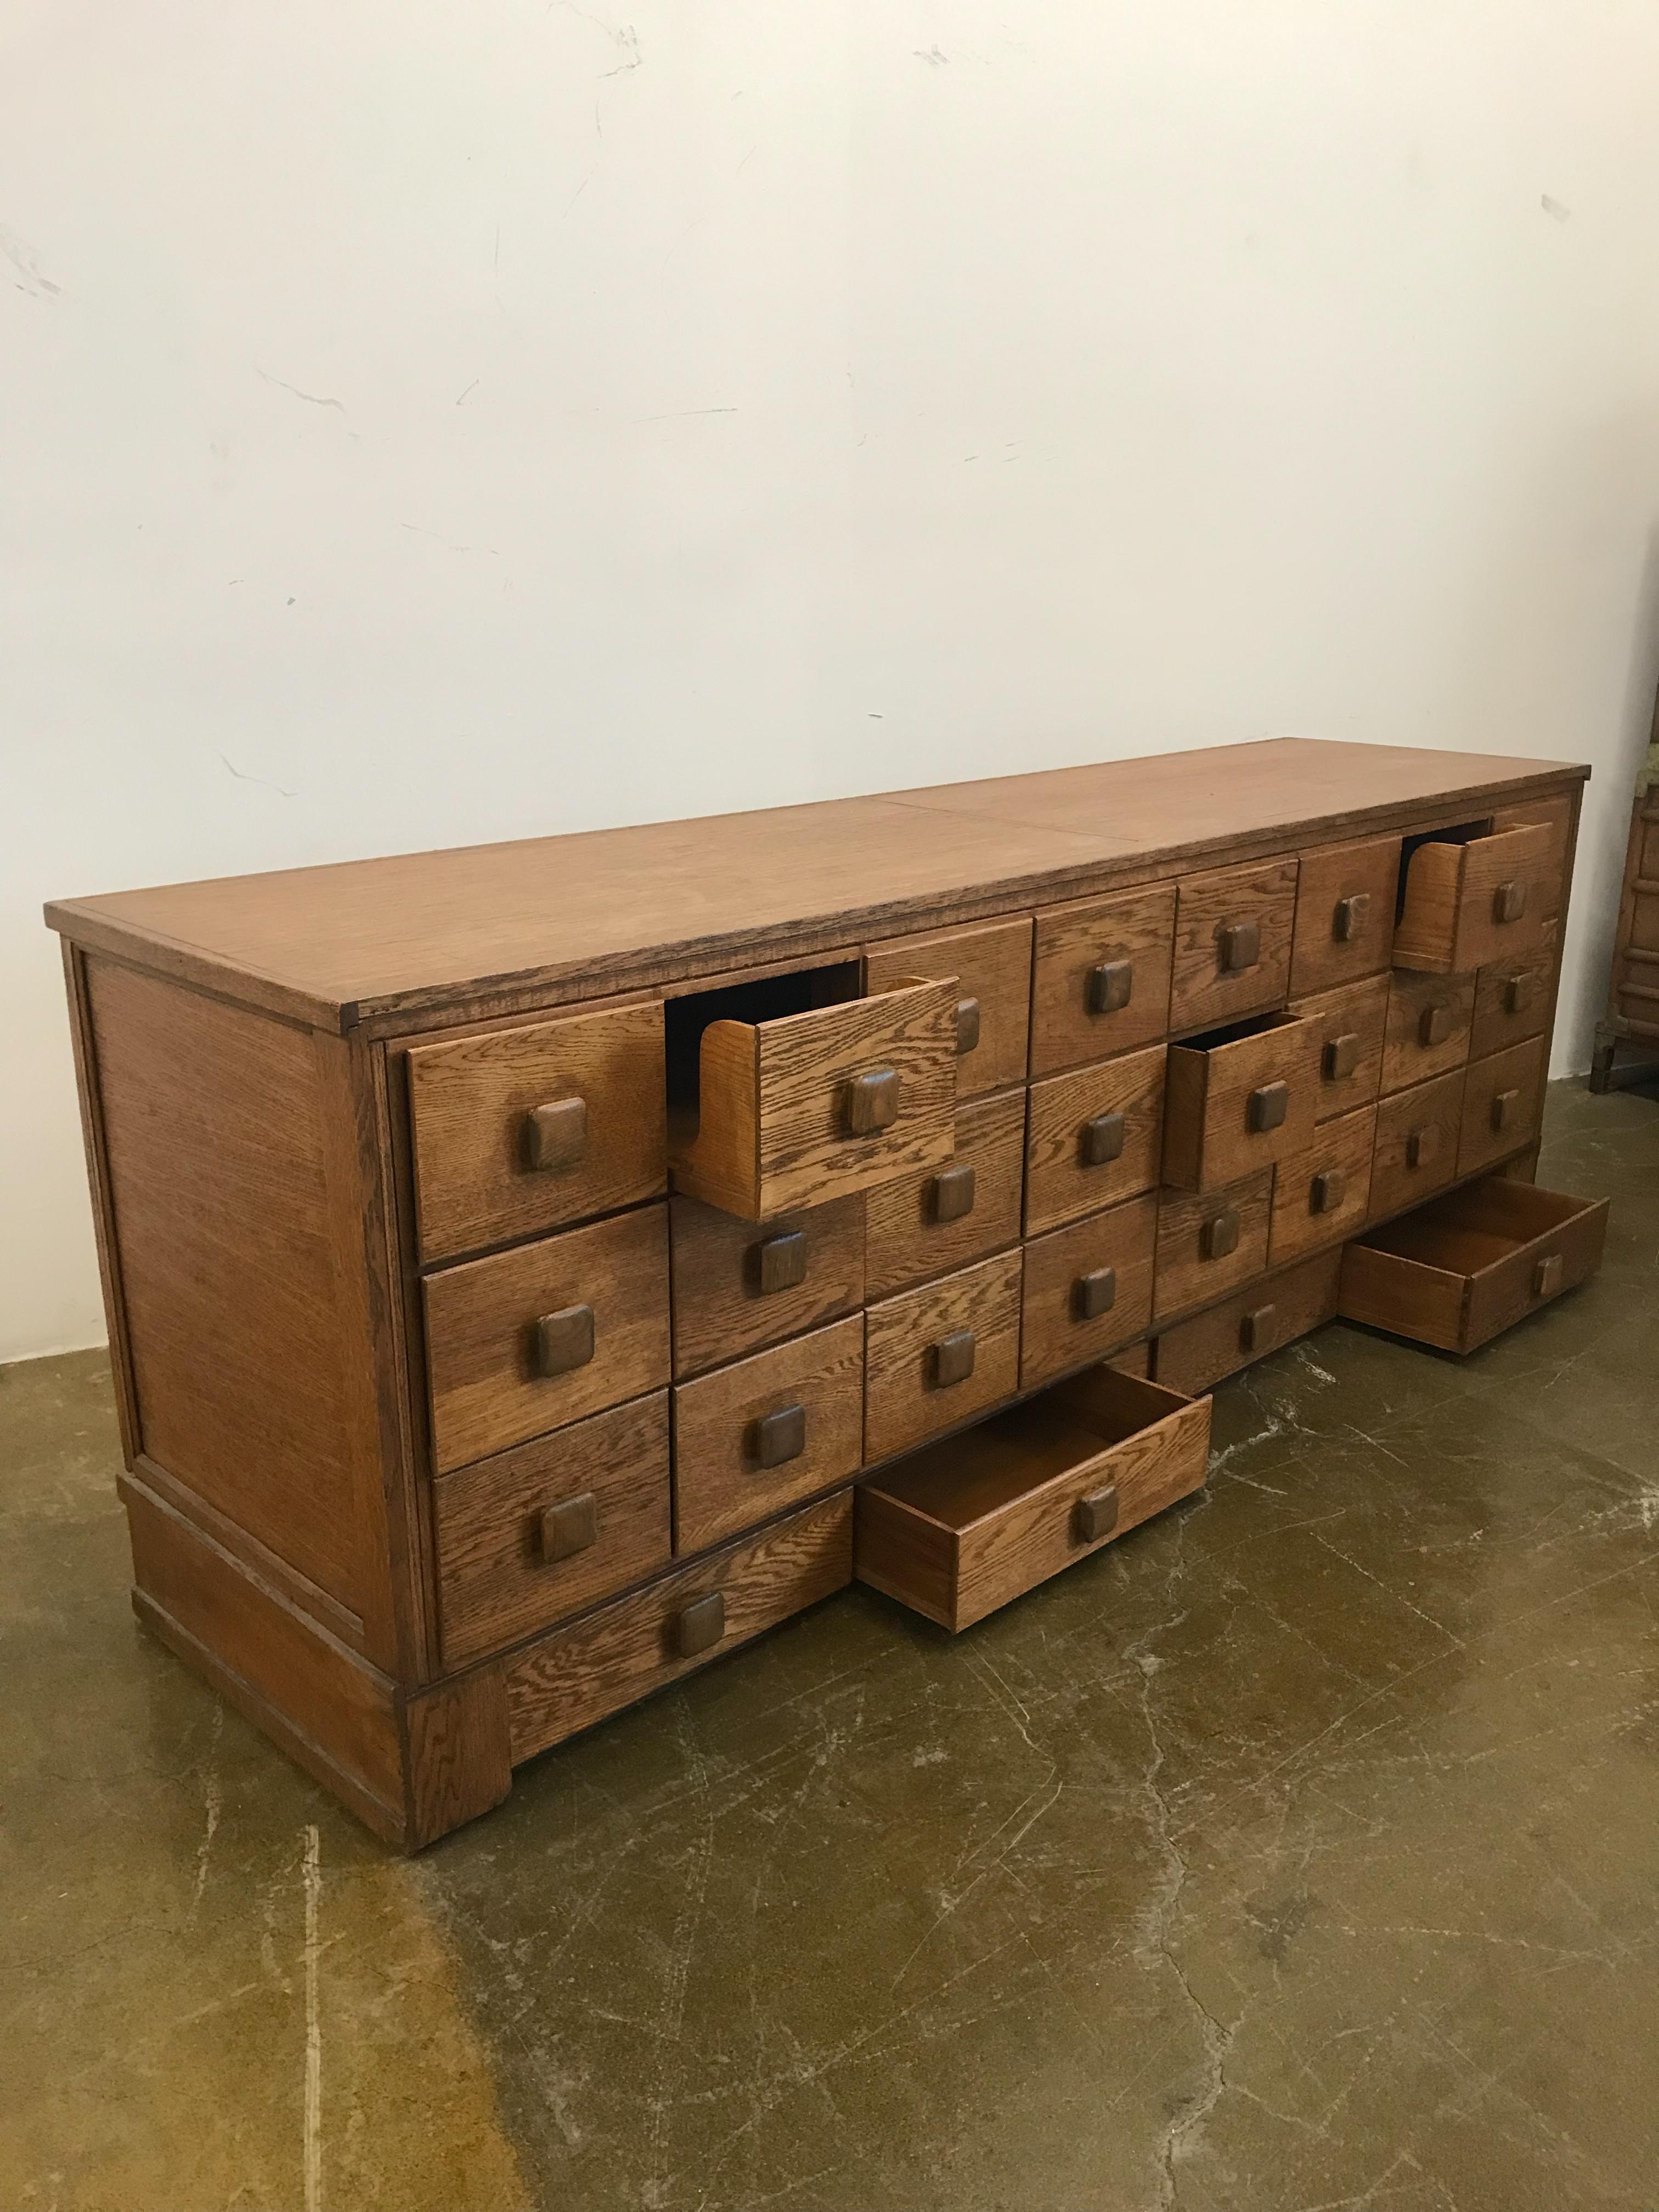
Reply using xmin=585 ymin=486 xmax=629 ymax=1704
xmin=666 ymin=961 xmax=959 ymax=1221
xmin=854 ymin=1365 xmax=1211 ymax=1632
xmin=1337 ymin=1176 xmax=1607 ymax=1355
xmin=1393 ymin=822 xmax=1556 ymax=974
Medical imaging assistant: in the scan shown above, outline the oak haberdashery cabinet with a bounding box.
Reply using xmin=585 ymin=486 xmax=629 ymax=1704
xmin=47 ymin=738 xmax=1605 ymax=1848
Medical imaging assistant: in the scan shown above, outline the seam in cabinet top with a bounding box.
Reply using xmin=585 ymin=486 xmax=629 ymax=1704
xmin=42 ymin=737 xmax=1588 ymax=1037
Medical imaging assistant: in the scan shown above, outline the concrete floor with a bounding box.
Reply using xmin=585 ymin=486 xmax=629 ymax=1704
xmin=4 ymin=1079 xmax=1657 ymax=2212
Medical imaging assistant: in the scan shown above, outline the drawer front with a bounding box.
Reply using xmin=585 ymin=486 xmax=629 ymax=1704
xmin=866 ymin=917 xmax=1033 ymax=1099
xmin=1153 ymin=1250 xmax=1342 ymax=1397
xmin=1289 ymin=834 xmax=1401 ymax=997
xmin=433 ymin=1392 xmax=672 ymax=1669
xmin=504 ymin=1490 xmax=854 ymax=1764
xmin=1457 ymin=1036 xmax=1545 ymax=1178
xmin=424 ymin=1205 xmax=672 ymax=1473
xmin=1020 ymin=1191 xmax=1158 ymax=1389
xmin=1152 ymin=1167 xmax=1274 ymax=1325
xmin=1490 ymin=794 xmax=1573 ymax=921
xmin=1030 ymin=882 xmax=1177 ymax=1075
xmin=1381 ymin=970 xmax=1475 ymax=1096
xmin=672 ymin=1314 xmax=865 ymax=1555
xmin=1394 ymin=823 xmax=1555 ymax=974
xmin=1367 ymin=1071 xmax=1465 ymax=1221
xmin=1161 ymin=1015 xmax=1319 ymax=1192
xmin=407 ymin=1000 xmax=667 ymax=1263
xmin=866 ymin=1088 xmax=1026 ymax=1299
xmin=865 ymin=1249 xmax=1024 ymax=1462
xmin=1290 ymin=974 xmax=1388 ymax=1124
xmin=1169 ymin=857 xmax=1299 ymax=1033
xmin=1024 ymin=1041 xmax=1167 ymax=1235
xmin=669 ymin=1192 xmax=864 ymax=1380
xmin=1267 ymin=1103 xmax=1377 ymax=1269
xmin=1470 ymin=932 xmax=1555 ymax=1061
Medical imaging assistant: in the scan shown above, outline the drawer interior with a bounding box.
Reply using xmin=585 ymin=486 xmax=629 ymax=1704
xmin=1357 ymin=1175 xmax=1589 ymax=1271
xmin=665 ymin=960 xmax=862 ymax=1141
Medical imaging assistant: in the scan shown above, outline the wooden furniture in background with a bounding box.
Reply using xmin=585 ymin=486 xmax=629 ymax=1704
xmin=1590 ymin=737 xmax=1659 ymax=1091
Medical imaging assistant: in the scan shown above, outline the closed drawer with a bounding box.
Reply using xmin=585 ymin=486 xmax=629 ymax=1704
xmin=504 ymin=1490 xmax=854 ymax=1765
xmin=1170 ymin=857 xmax=1299 ymax=1033
xmin=1381 ymin=970 xmax=1475 ymax=1096
xmin=672 ymin=1314 xmax=865 ymax=1555
xmin=1020 ymin=1190 xmax=1158 ymax=1390
xmin=432 ymin=1392 xmax=672 ymax=1669
xmin=1289 ymin=834 xmax=1401 ymax=997
xmin=1368 ymin=1070 xmax=1465 ymax=1222
xmin=1024 ymin=1041 xmax=1166 ymax=1235
xmin=1030 ymin=882 xmax=1177 ymax=1075
xmin=1470 ymin=932 xmax=1555 ymax=1060
xmin=668 ymin=973 xmax=958 ymax=1223
xmin=1491 ymin=794 xmax=1573 ymax=921
xmin=407 ymin=999 xmax=667 ymax=1263
xmin=1290 ymin=974 xmax=1388 ymax=1124
xmin=1152 ymin=1250 xmax=1342 ymax=1396
xmin=1457 ymin=1036 xmax=1545 ymax=1177
xmin=1153 ymin=1167 xmax=1274 ymax=1325
xmin=865 ymin=1088 xmax=1026 ymax=1299
xmin=1161 ymin=1011 xmax=1319 ymax=1192
xmin=1267 ymin=1103 xmax=1377 ymax=1268
xmin=854 ymin=1365 xmax=1210 ymax=1632
xmin=423 ymin=1204 xmax=671 ymax=1473
xmin=865 ymin=917 xmax=1033 ymax=1099
xmin=669 ymin=1192 xmax=864 ymax=1380
xmin=1338 ymin=1176 xmax=1607 ymax=1355
xmin=865 ymin=1248 xmax=1024 ymax=1462
xmin=1393 ymin=823 xmax=1555 ymax=974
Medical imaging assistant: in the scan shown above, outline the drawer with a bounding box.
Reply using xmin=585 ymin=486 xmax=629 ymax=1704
xmin=672 ymin=1313 xmax=865 ymax=1555
xmin=1029 ymin=881 xmax=1176 ymax=1075
xmin=669 ymin=1192 xmax=864 ymax=1380
xmin=423 ymin=1204 xmax=672 ymax=1473
xmin=1161 ymin=1011 xmax=1319 ymax=1192
xmin=1457 ymin=1035 xmax=1545 ymax=1178
xmin=1290 ymin=974 xmax=1388 ymax=1124
xmin=864 ymin=1248 xmax=1024 ymax=1462
xmin=1267 ymin=1103 xmax=1377 ymax=1269
xmin=667 ymin=970 xmax=958 ymax=1223
xmin=854 ymin=1365 xmax=1210 ymax=1632
xmin=1470 ymin=930 xmax=1555 ymax=1060
xmin=1289 ymin=834 xmax=1401 ymax=997
xmin=1152 ymin=1249 xmax=1342 ymax=1396
xmin=1392 ymin=822 xmax=1555 ymax=974
xmin=865 ymin=1088 xmax=1026 ymax=1299
xmin=1367 ymin=1070 xmax=1465 ymax=1222
xmin=504 ymin=1490 xmax=854 ymax=1764
xmin=1153 ymin=1166 xmax=1274 ymax=1325
xmin=407 ymin=999 xmax=667 ymax=1263
xmin=1491 ymin=794 xmax=1573 ymax=921
xmin=1338 ymin=1176 xmax=1607 ymax=1356
xmin=1024 ymin=1040 xmax=1167 ymax=1235
xmin=432 ymin=1392 xmax=672 ymax=1669
xmin=1381 ymin=970 xmax=1475 ymax=1096
xmin=1020 ymin=1190 xmax=1158 ymax=1390
xmin=865 ymin=917 xmax=1033 ymax=1099
xmin=1169 ymin=857 xmax=1299 ymax=1033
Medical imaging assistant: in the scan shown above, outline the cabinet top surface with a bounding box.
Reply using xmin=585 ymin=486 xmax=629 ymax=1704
xmin=47 ymin=737 xmax=1584 ymax=1034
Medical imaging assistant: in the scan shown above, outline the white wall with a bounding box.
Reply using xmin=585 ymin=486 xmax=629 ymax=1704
xmin=5 ymin=1 xmax=1658 ymax=1363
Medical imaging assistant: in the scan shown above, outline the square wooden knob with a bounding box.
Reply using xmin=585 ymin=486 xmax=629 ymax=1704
xmin=1080 ymin=1110 xmax=1126 ymax=1167
xmin=1217 ymin=919 xmax=1260 ymax=973
xmin=1073 ymin=1485 xmax=1119 ymax=1544
xmin=749 ymin=1403 xmax=807 ymax=1470
xmin=955 ymin=996 xmax=981 ymax=1056
xmin=533 ymin=1303 xmax=595 ymax=1378
xmin=1075 ymin=1265 xmax=1117 ymax=1320
xmin=933 ymin=1329 xmax=976 ymax=1388
xmin=1489 ymin=1086 xmax=1520 ymax=1131
xmin=1087 ymin=959 xmax=1134 ymax=1015
xmin=1239 ymin=1303 xmax=1275 ymax=1354
xmin=932 ymin=1163 xmax=977 ymax=1223
xmin=1405 ymin=1125 xmax=1439 ymax=1169
xmin=755 ymin=1228 xmax=808 ymax=1295
xmin=672 ymin=1592 xmax=726 ymax=1657
xmin=539 ymin=1491 xmax=597 ymax=1563
xmin=1419 ymin=1002 xmax=1454 ymax=1048
xmin=1492 ymin=880 xmax=1528 ymax=925
xmin=842 ymin=1067 xmax=900 ymax=1135
xmin=1248 ymin=1081 xmax=1289 ymax=1134
xmin=1333 ymin=891 xmax=1371 ymax=944
xmin=1532 ymin=1252 xmax=1564 ymax=1300
xmin=1201 ymin=1207 xmax=1240 ymax=1261
xmin=1504 ymin=973 xmax=1534 ymax=1017
xmin=1323 ymin=1031 xmax=1361 ymax=1082
xmin=525 ymin=1096 xmax=588 ymax=1173
xmin=1310 ymin=1167 xmax=1346 ymax=1215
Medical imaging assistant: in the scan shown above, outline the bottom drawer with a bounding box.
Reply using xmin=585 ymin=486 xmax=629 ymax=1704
xmin=504 ymin=1489 xmax=853 ymax=1763
xmin=1337 ymin=1176 xmax=1608 ymax=1355
xmin=1152 ymin=1250 xmax=1342 ymax=1397
xmin=854 ymin=1365 xmax=1211 ymax=1632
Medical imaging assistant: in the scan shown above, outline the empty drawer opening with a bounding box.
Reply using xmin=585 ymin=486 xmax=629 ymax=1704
xmin=1394 ymin=821 xmax=1492 ymax=925
xmin=1177 ymin=1009 xmax=1301 ymax=1056
xmin=665 ymin=961 xmax=862 ymax=1142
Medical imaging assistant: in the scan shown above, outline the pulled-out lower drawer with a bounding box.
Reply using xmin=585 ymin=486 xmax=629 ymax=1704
xmin=1337 ymin=1176 xmax=1607 ymax=1355
xmin=853 ymin=1365 xmax=1210 ymax=1632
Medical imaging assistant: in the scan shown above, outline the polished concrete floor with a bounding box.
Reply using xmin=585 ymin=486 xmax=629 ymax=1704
xmin=4 ymin=1078 xmax=1657 ymax=2211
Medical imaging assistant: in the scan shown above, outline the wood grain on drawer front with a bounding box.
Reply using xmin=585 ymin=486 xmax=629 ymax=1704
xmin=1029 ymin=881 xmax=1176 ymax=1074
xmin=424 ymin=1205 xmax=671 ymax=1472
xmin=865 ymin=917 xmax=1033 ymax=1098
xmin=1290 ymin=973 xmax=1388 ymax=1125
xmin=433 ymin=1391 xmax=672 ymax=1668
xmin=1170 ymin=857 xmax=1299 ymax=1033
xmin=1381 ymin=970 xmax=1475 ymax=1096
xmin=1491 ymin=794 xmax=1573 ymax=920
xmin=1153 ymin=1167 xmax=1274 ymax=1326
xmin=672 ymin=1313 xmax=865 ymax=1555
xmin=1020 ymin=1190 xmax=1157 ymax=1389
xmin=1393 ymin=823 xmax=1555 ymax=974
xmin=866 ymin=1088 xmax=1026 ymax=1299
xmin=1024 ymin=1041 xmax=1166 ymax=1235
xmin=1470 ymin=930 xmax=1555 ymax=1061
xmin=1153 ymin=1250 xmax=1342 ymax=1397
xmin=1368 ymin=1071 xmax=1465 ymax=1221
xmin=504 ymin=1491 xmax=854 ymax=1764
xmin=1161 ymin=1014 xmax=1318 ymax=1192
xmin=1289 ymin=834 xmax=1401 ymax=997
xmin=669 ymin=1192 xmax=864 ymax=1380
xmin=1457 ymin=1035 xmax=1545 ymax=1178
xmin=1267 ymin=1103 xmax=1376 ymax=1269
xmin=864 ymin=1249 xmax=1024 ymax=1462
